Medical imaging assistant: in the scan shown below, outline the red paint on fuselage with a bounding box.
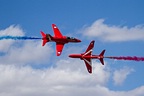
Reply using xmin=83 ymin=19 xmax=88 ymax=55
xmin=69 ymin=49 xmax=105 ymax=65
xmin=69 ymin=54 xmax=102 ymax=59
xmin=45 ymin=35 xmax=81 ymax=44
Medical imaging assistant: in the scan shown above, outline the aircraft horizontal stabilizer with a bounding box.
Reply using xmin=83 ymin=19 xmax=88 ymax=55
xmin=40 ymin=31 xmax=48 ymax=46
xmin=99 ymin=50 xmax=105 ymax=65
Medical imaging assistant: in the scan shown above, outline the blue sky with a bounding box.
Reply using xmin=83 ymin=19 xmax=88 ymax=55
xmin=0 ymin=0 xmax=144 ymax=96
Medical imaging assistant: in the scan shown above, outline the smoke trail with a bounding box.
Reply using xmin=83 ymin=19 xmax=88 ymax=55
xmin=0 ymin=36 xmax=41 ymax=40
xmin=105 ymin=56 xmax=144 ymax=61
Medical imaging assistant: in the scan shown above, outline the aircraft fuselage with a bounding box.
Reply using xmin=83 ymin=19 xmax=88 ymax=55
xmin=69 ymin=54 xmax=103 ymax=59
xmin=46 ymin=35 xmax=81 ymax=44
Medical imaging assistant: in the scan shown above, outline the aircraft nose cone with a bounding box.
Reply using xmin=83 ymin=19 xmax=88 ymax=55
xmin=69 ymin=55 xmax=72 ymax=58
xmin=77 ymin=39 xmax=81 ymax=42
xmin=69 ymin=54 xmax=74 ymax=58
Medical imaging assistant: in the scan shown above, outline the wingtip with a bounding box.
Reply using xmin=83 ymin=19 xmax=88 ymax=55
xmin=56 ymin=52 xmax=61 ymax=56
xmin=52 ymin=24 xmax=56 ymax=27
xmin=52 ymin=24 xmax=55 ymax=25
xmin=88 ymin=70 xmax=92 ymax=74
xmin=91 ymin=40 xmax=95 ymax=43
xmin=90 ymin=40 xmax=95 ymax=45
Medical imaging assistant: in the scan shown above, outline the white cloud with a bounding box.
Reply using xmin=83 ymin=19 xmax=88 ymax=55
xmin=0 ymin=25 xmax=24 ymax=36
xmin=82 ymin=19 xmax=144 ymax=42
xmin=56 ymin=59 xmax=110 ymax=86
xmin=0 ymin=64 xmax=143 ymax=96
xmin=92 ymin=61 xmax=110 ymax=85
xmin=0 ymin=25 xmax=24 ymax=52
xmin=0 ymin=25 xmax=53 ymax=65
xmin=113 ymin=67 xmax=134 ymax=86
xmin=0 ymin=41 xmax=53 ymax=65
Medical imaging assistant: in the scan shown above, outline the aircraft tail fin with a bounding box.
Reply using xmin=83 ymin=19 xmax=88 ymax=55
xmin=99 ymin=50 xmax=105 ymax=65
xmin=40 ymin=31 xmax=49 ymax=46
xmin=41 ymin=31 xmax=46 ymax=37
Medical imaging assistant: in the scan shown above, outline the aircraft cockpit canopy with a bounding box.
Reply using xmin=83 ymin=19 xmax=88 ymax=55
xmin=67 ymin=37 xmax=76 ymax=40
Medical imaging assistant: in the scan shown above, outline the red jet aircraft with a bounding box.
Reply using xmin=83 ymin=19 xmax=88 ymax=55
xmin=41 ymin=24 xmax=81 ymax=56
xmin=69 ymin=40 xmax=105 ymax=73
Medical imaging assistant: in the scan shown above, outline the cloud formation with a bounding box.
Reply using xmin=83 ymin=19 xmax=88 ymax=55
xmin=0 ymin=64 xmax=144 ymax=96
xmin=113 ymin=67 xmax=134 ymax=85
xmin=0 ymin=25 xmax=24 ymax=52
xmin=0 ymin=25 xmax=53 ymax=65
xmin=82 ymin=19 xmax=144 ymax=42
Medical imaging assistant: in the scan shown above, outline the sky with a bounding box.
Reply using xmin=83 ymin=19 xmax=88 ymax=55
xmin=0 ymin=0 xmax=144 ymax=96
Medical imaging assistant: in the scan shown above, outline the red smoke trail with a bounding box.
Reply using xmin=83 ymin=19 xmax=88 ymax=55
xmin=105 ymin=56 xmax=144 ymax=61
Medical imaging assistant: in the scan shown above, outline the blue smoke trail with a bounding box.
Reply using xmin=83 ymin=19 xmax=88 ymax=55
xmin=0 ymin=36 xmax=41 ymax=40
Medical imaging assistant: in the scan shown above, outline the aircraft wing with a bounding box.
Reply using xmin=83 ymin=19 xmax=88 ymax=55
xmin=83 ymin=40 xmax=95 ymax=56
xmin=56 ymin=42 xmax=65 ymax=56
xmin=83 ymin=58 xmax=92 ymax=73
xmin=52 ymin=24 xmax=63 ymax=38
